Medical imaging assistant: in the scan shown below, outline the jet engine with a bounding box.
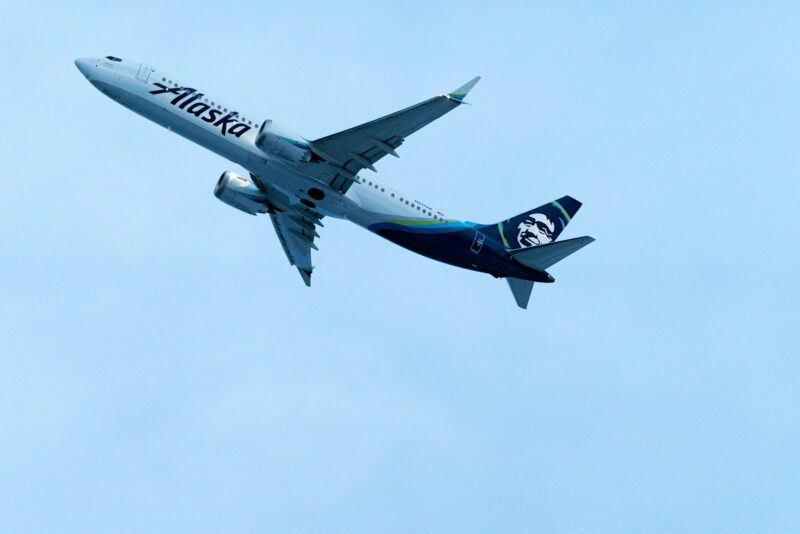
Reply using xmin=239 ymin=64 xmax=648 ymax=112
xmin=213 ymin=171 xmax=269 ymax=215
xmin=255 ymin=119 xmax=311 ymax=162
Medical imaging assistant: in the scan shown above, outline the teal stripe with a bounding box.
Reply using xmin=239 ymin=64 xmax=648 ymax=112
xmin=278 ymin=135 xmax=309 ymax=149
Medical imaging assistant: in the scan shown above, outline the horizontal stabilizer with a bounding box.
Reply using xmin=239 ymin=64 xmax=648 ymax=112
xmin=510 ymin=236 xmax=595 ymax=271
xmin=506 ymin=277 xmax=534 ymax=309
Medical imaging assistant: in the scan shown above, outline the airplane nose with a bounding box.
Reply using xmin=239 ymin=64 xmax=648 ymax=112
xmin=74 ymin=58 xmax=93 ymax=79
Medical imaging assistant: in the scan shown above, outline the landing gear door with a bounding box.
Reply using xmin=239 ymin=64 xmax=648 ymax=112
xmin=136 ymin=63 xmax=152 ymax=82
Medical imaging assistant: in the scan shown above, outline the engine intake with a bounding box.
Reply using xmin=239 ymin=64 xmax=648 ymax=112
xmin=213 ymin=171 xmax=269 ymax=215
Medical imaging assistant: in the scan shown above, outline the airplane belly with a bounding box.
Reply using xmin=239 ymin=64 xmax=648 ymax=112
xmin=372 ymin=224 xmax=544 ymax=281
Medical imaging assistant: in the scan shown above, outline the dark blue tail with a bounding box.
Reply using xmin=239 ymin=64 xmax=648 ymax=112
xmin=492 ymin=196 xmax=582 ymax=250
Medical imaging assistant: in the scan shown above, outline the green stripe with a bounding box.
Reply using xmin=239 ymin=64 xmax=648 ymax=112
xmin=551 ymin=200 xmax=571 ymax=222
xmin=498 ymin=222 xmax=510 ymax=248
xmin=385 ymin=219 xmax=452 ymax=227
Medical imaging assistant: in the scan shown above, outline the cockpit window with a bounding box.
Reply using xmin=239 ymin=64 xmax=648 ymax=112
xmin=105 ymin=56 xmax=122 ymax=62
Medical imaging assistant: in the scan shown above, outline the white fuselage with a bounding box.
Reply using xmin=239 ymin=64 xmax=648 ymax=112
xmin=74 ymin=57 xmax=446 ymax=228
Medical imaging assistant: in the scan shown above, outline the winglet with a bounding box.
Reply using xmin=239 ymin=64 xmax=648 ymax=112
xmin=298 ymin=268 xmax=312 ymax=287
xmin=447 ymin=76 xmax=481 ymax=102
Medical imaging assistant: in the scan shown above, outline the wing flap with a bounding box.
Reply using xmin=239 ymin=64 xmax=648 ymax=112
xmin=269 ymin=211 xmax=321 ymax=286
xmin=252 ymin=174 xmax=324 ymax=286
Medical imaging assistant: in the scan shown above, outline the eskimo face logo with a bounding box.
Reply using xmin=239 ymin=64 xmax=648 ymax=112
xmin=517 ymin=213 xmax=555 ymax=248
xmin=149 ymin=83 xmax=252 ymax=138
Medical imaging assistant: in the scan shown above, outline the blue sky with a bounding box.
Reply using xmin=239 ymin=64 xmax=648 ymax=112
xmin=1 ymin=1 xmax=798 ymax=532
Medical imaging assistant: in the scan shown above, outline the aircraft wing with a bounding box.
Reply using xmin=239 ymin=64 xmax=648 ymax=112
xmin=269 ymin=210 xmax=321 ymax=286
xmin=305 ymin=76 xmax=480 ymax=192
xmin=251 ymin=174 xmax=324 ymax=286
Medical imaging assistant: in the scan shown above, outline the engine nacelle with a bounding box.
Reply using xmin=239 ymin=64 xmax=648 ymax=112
xmin=255 ymin=119 xmax=311 ymax=162
xmin=213 ymin=171 xmax=269 ymax=215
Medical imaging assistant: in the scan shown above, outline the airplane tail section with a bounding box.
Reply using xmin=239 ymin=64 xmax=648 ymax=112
xmin=504 ymin=236 xmax=594 ymax=309
xmin=495 ymin=196 xmax=583 ymax=250
xmin=495 ymin=196 xmax=591 ymax=309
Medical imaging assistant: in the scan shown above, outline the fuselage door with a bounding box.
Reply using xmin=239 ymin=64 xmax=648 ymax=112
xmin=136 ymin=63 xmax=152 ymax=82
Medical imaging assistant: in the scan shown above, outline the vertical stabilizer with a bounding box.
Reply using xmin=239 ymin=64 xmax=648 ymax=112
xmin=495 ymin=196 xmax=583 ymax=250
xmin=506 ymin=278 xmax=534 ymax=309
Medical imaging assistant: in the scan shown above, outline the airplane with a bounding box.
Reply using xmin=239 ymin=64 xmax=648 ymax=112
xmin=75 ymin=55 xmax=594 ymax=309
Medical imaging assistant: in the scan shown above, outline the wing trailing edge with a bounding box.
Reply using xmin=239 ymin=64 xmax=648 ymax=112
xmin=306 ymin=76 xmax=481 ymax=191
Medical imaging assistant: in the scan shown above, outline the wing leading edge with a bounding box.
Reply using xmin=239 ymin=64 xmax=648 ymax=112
xmin=302 ymin=77 xmax=481 ymax=192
